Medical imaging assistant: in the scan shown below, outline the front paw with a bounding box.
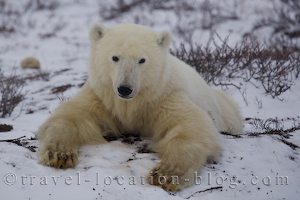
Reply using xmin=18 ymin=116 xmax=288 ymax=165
xmin=39 ymin=143 xmax=78 ymax=169
xmin=147 ymin=163 xmax=191 ymax=192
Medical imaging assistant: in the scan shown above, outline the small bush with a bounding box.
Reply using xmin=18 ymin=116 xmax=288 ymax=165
xmin=0 ymin=0 xmax=59 ymax=36
xmin=245 ymin=117 xmax=300 ymax=138
xmin=254 ymin=0 xmax=300 ymax=39
xmin=99 ymin=0 xmax=193 ymax=21
xmin=171 ymin=36 xmax=300 ymax=98
xmin=0 ymin=69 xmax=25 ymax=118
xmin=199 ymin=0 xmax=239 ymax=30
xmin=99 ymin=0 xmax=240 ymax=44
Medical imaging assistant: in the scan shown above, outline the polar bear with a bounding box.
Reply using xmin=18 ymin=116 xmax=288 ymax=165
xmin=38 ymin=23 xmax=243 ymax=191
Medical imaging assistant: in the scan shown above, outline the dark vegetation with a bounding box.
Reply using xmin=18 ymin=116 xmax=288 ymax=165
xmin=171 ymin=37 xmax=300 ymax=98
xmin=0 ymin=136 xmax=37 ymax=152
xmin=0 ymin=123 xmax=13 ymax=132
xmin=0 ymin=69 xmax=25 ymax=117
xmin=0 ymin=0 xmax=62 ymax=38
xmin=254 ymin=0 xmax=300 ymax=39
xmin=246 ymin=117 xmax=300 ymax=149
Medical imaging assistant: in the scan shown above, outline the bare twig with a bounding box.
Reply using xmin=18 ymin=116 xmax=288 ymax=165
xmin=0 ymin=136 xmax=37 ymax=152
xmin=279 ymin=139 xmax=299 ymax=150
xmin=185 ymin=186 xmax=223 ymax=199
xmin=0 ymin=136 xmax=26 ymax=142
xmin=220 ymin=131 xmax=242 ymax=138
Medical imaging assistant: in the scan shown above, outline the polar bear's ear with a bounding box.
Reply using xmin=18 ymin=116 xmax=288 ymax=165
xmin=157 ymin=31 xmax=171 ymax=48
xmin=90 ymin=24 xmax=106 ymax=42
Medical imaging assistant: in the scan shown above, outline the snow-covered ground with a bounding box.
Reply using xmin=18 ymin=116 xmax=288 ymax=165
xmin=1 ymin=0 xmax=299 ymax=199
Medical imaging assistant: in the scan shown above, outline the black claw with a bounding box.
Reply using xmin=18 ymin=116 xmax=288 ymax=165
xmin=152 ymin=171 xmax=159 ymax=177
xmin=70 ymin=155 xmax=74 ymax=162
xmin=61 ymin=154 xmax=68 ymax=160
xmin=166 ymin=178 xmax=172 ymax=184
xmin=48 ymin=151 xmax=53 ymax=159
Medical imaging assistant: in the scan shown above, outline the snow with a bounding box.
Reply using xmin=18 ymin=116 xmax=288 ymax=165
xmin=0 ymin=0 xmax=299 ymax=199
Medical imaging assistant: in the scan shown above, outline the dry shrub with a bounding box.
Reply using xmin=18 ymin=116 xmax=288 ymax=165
xmin=100 ymin=0 xmax=180 ymax=20
xmin=254 ymin=0 xmax=300 ymax=39
xmin=99 ymin=0 xmax=239 ymax=43
xmin=0 ymin=69 xmax=25 ymax=117
xmin=245 ymin=116 xmax=300 ymax=150
xmin=0 ymin=0 xmax=59 ymax=35
xmin=199 ymin=0 xmax=239 ymax=30
xmin=25 ymin=0 xmax=59 ymax=11
xmin=171 ymin=36 xmax=300 ymax=98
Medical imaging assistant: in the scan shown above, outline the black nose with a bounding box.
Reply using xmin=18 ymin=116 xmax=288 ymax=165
xmin=117 ymin=85 xmax=133 ymax=97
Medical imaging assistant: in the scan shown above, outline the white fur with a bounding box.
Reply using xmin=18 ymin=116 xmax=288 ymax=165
xmin=38 ymin=23 xmax=243 ymax=191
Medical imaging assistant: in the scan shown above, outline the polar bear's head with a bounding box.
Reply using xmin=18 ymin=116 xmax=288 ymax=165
xmin=88 ymin=23 xmax=171 ymax=100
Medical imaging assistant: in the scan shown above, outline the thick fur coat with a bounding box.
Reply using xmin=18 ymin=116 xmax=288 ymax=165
xmin=38 ymin=23 xmax=243 ymax=191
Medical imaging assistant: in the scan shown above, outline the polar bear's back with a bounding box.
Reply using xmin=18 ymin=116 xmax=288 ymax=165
xmin=169 ymin=55 xmax=243 ymax=134
xmin=168 ymin=55 xmax=218 ymax=110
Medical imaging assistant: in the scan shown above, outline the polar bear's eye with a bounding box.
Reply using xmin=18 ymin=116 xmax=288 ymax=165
xmin=138 ymin=58 xmax=146 ymax=64
xmin=112 ymin=56 xmax=119 ymax=62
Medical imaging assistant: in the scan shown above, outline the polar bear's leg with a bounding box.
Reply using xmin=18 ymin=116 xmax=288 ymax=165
xmin=147 ymin=93 xmax=220 ymax=191
xmin=214 ymin=90 xmax=244 ymax=135
xmin=38 ymin=85 xmax=119 ymax=169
